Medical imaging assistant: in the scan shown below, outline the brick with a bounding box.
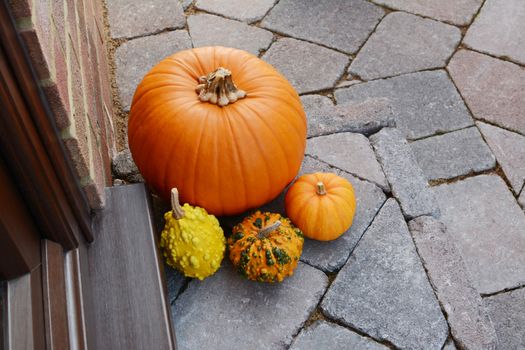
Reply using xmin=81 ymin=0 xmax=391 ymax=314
xmin=262 ymin=38 xmax=348 ymax=94
xmin=448 ymin=50 xmax=525 ymax=135
xmin=485 ymin=288 xmax=525 ymax=350
xmin=63 ymin=137 xmax=90 ymax=180
xmin=298 ymin=156 xmax=386 ymax=272
xmin=44 ymin=39 xmax=71 ymax=130
xmin=188 ymin=14 xmax=273 ymax=56
xmin=51 ymin=0 xmax=67 ymax=56
xmin=107 ymin=0 xmax=185 ymax=39
xmin=411 ymin=127 xmax=496 ymax=181
xmin=7 ymin=0 xmax=32 ymax=18
xmin=172 ymin=262 xmax=328 ymax=350
xmin=434 ymin=175 xmax=525 ymax=295
xmin=115 ymin=30 xmax=192 ymax=111
xmin=464 ymin=0 xmax=525 ymax=65
xmin=370 ymin=128 xmax=440 ymax=219
xmin=261 ymin=0 xmax=384 ymax=54
xmin=195 ymin=0 xmax=276 ymax=23
xmin=349 ymin=12 xmax=460 ymax=80
xmin=477 ymin=122 xmax=525 ymax=195
xmin=335 ymin=70 xmax=473 ymax=140
xmin=371 ymin=0 xmax=482 ymax=26
xmin=290 ymin=321 xmax=389 ymax=350
xmin=321 ymin=199 xmax=448 ymax=350
xmin=19 ymin=29 xmax=52 ymax=80
xmin=409 ymin=216 xmax=498 ymax=350
xmin=306 ymin=133 xmax=389 ymax=191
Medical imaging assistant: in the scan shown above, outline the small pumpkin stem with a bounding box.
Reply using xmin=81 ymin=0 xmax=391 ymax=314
xmin=316 ymin=182 xmax=327 ymax=195
xmin=258 ymin=220 xmax=281 ymax=239
xmin=195 ymin=67 xmax=247 ymax=107
xmin=171 ymin=188 xmax=185 ymax=219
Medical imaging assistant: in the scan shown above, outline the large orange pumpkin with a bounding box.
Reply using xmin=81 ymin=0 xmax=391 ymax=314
xmin=128 ymin=47 xmax=307 ymax=215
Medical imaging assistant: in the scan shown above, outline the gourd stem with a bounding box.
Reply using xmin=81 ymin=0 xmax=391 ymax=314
xmin=258 ymin=220 xmax=281 ymax=239
xmin=195 ymin=67 xmax=247 ymax=107
xmin=316 ymin=182 xmax=327 ymax=195
xmin=171 ymin=188 xmax=185 ymax=220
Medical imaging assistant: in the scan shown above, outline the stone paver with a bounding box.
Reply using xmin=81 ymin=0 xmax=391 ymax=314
xmin=349 ymin=12 xmax=460 ymax=80
xmin=300 ymin=95 xmax=334 ymax=120
xmin=434 ymin=175 xmax=525 ymax=295
xmin=304 ymin=98 xmax=395 ymax=138
xmin=477 ymin=122 xmax=525 ymax=195
xmin=262 ymin=38 xmax=348 ymax=94
xmin=298 ymin=156 xmax=386 ymax=272
xmin=164 ymin=266 xmax=186 ymax=304
xmin=321 ymin=199 xmax=448 ymax=349
xmin=115 ymin=30 xmax=192 ymax=111
xmin=409 ymin=216 xmax=498 ymax=350
xmin=464 ymin=0 xmax=525 ymax=65
xmin=335 ymin=70 xmax=473 ymax=140
xmin=443 ymin=339 xmax=458 ymax=350
xmin=261 ymin=0 xmax=384 ymax=54
xmin=307 ymin=133 xmax=389 ymax=191
xmin=411 ymin=127 xmax=496 ymax=181
xmin=370 ymin=128 xmax=440 ymax=219
xmin=448 ymin=50 xmax=525 ymax=135
xmin=195 ymin=0 xmax=275 ymax=23
xmin=485 ymin=288 xmax=525 ymax=350
xmin=107 ymin=0 xmax=185 ymax=39
xmin=188 ymin=14 xmax=273 ymax=56
xmin=371 ymin=0 xmax=482 ymax=26
xmin=519 ymin=191 xmax=525 ymax=211
xmin=289 ymin=321 xmax=389 ymax=350
xmin=179 ymin=0 xmax=192 ymax=10
xmin=172 ymin=262 xmax=328 ymax=350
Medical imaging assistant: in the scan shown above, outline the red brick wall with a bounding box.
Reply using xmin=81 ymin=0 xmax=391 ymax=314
xmin=8 ymin=0 xmax=115 ymax=209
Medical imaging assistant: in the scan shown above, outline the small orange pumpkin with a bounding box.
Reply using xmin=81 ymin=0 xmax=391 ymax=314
xmin=228 ymin=211 xmax=304 ymax=282
xmin=128 ymin=47 xmax=307 ymax=216
xmin=285 ymin=173 xmax=356 ymax=241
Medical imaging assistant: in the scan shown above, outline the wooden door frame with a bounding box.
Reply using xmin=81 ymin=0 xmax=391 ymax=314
xmin=0 ymin=0 xmax=94 ymax=252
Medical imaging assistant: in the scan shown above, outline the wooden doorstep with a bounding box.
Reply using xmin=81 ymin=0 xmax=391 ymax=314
xmin=88 ymin=184 xmax=176 ymax=350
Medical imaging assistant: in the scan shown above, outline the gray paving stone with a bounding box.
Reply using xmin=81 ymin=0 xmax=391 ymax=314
xmin=335 ymin=70 xmax=473 ymax=140
xmin=179 ymin=0 xmax=193 ymax=10
xmin=519 ymin=191 xmax=525 ymax=211
xmin=443 ymin=339 xmax=458 ymax=350
xmin=477 ymin=122 xmax=525 ymax=195
xmin=370 ymin=128 xmax=440 ymax=219
xmin=409 ymin=216 xmax=498 ymax=350
xmin=195 ymin=0 xmax=275 ymax=23
xmin=485 ymin=288 xmax=525 ymax=350
xmin=306 ymin=133 xmax=389 ymax=191
xmin=321 ymin=199 xmax=448 ymax=350
xmin=411 ymin=127 xmax=496 ymax=181
xmin=261 ymin=0 xmax=384 ymax=54
xmin=464 ymin=0 xmax=525 ymax=65
xmin=188 ymin=14 xmax=273 ymax=56
xmin=349 ymin=12 xmax=461 ymax=80
xmin=448 ymin=50 xmax=525 ymax=135
xmin=289 ymin=321 xmax=388 ymax=350
xmin=115 ymin=30 xmax=192 ymax=111
xmin=262 ymin=38 xmax=348 ymax=94
xmin=172 ymin=262 xmax=328 ymax=350
xmin=371 ymin=0 xmax=482 ymax=26
xmin=107 ymin=0 xmax=185 ymax=39
xmin=434 ymin=175 xmax=525 ymax=295
xmin=304 ymin=98 xmax=395 ymax=138
xmin=164 ymin=266 xmax=187 ymax=304
xmin=298 ymin=156 xmax=386 ymax=272
xmin=300 ymin=95 xmax=334 ymax=122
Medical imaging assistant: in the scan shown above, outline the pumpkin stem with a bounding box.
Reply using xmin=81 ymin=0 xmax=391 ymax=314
xmin=316 ymin=182 xmax=327 ymax=195
xmin=258 ymin=220 xmax=281 ymax=239
xmin=171 ymin=188 xmax=185 ymax=220
xmin=195 ymin=67 xmax=247 ymax=107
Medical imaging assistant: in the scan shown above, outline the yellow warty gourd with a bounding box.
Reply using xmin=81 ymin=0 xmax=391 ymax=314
xmin=160 ymin=188 xmax=225 ymax=280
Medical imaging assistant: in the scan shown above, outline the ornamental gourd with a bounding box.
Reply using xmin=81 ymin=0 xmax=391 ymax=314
xmin=228 ymin=211 xmax=304 ymax=283
xmin=160 ymin=188 xmax=225 ymax=280
xmin=128 ymin=46 xmax=307 ymax=216
xmin=285 ymin=173 xmax=356 ymax=241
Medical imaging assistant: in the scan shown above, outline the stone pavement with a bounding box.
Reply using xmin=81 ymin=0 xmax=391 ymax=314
xmin=107 ymin=0 xmax=525 ymax=348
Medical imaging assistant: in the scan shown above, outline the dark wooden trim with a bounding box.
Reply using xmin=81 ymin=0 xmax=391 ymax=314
xmin=0 ymin=2 xmax=93 ymax=248
xmin=0 ymin=155 xmax=42 ymax=280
